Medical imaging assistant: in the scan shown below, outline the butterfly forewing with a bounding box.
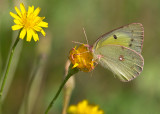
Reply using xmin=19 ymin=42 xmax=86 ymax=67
xmin=93 ymin=44 xmax=144 ymax=82
xmin=93 ymin=23 xmax=144 ymax=54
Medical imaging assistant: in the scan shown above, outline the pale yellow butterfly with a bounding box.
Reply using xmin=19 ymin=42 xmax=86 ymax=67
xmin=91 ymin=23 xmax=144 ymax=82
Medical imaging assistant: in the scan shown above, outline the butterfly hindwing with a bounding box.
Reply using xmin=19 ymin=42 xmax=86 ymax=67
xmin=93 ymin=44 xmax=144 ymax=82
xmin=93 ymin=23 xmax=144 ymax=54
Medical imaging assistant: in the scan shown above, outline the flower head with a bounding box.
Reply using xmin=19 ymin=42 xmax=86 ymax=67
xmin=10 ymin=3 xmax=48 ymax=42
xmin=69 ymin=44 xmax=96 ymax=72
xmin=68 ymin=100 xmax=104 ymax=114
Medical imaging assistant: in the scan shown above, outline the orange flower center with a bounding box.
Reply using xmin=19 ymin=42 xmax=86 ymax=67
xmin=69 ymin=44 xmax=96 ymax=72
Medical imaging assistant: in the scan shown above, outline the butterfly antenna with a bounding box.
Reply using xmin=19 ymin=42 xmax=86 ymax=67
xmin=72 ymin=41 xmax=85 ymax=45
xmin=83 ymin=27 xmax=89 ymax=45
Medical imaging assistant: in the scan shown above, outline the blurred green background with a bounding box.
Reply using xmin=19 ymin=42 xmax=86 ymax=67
xmin=0 ymin=0 xmax=160 ymax=114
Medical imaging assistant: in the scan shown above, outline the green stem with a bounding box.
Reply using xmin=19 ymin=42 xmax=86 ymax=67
xmin=45 ymin=64 xmax=78 ymax=114
xmin=0 ymin=33 xmax=20 ymax=100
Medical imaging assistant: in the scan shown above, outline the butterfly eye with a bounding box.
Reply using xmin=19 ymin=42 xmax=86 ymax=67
xmin=113 ymin=35 xmax=117 ymax=39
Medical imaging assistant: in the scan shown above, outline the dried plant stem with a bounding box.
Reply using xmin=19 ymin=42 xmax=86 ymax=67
xmin=62 ymin=60 xmax=75 ymax=114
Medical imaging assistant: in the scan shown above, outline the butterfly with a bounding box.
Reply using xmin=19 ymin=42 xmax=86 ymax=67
xmin=90 ymin=23 xmax=144 ymax=82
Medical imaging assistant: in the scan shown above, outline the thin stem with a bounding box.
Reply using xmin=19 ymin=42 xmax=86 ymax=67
xmin=0 ymin=33 xmax=20 ymax=100
xmin=45 ymin=64 xmax=78 ymax=114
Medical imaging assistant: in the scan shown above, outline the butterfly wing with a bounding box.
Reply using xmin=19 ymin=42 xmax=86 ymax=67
xmin=93 ymin=44 xmax=144 ymax=82
xmin=93 ymin=23 xmax=144 ymax=54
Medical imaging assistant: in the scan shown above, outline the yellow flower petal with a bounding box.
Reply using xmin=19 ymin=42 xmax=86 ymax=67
xmin=12 ymin=25 xmax=23 ymax=30
xmin=33 ymin=16 xmax=45 ymax=24
xmin=10 ymin=12 xmax=21 ymax=20
xmin=32 ymin=16 xmax=41 ymax=24
xmin=72 ymin=63 xmax=79 ymax=68
xmin=26 ymin=29 xmax=33 ymax=42
xmin=41 ymin=29 xmax=46 ymax=36
xmin=68 ymin=106 xmax=77 ymax=113
xmin=33 ymin=7 xmax=41 ymax=17
xmin=20 ymin=3 xmax=26 ymax=15
xmin=20 ymin=28 xmax=27 ymax=39
xmin=92 ymin=106 xmax=99 ymax=112
xmin=32 ymin=30 xmax=39 ymax=41
xmin=15 ymin=6 xmax=22 ymax=17
xmin=14 ymin=19 xmax=21 ymax=25
xmin=27 ymin=6 xmax=34 ymax=17
xmin=33 ymin=26 xmax=42 ymax=31
xmin=38 ymin=21 xmax=48 ymax=28
xmin=68 ymin=100 xmax=104 ymax=114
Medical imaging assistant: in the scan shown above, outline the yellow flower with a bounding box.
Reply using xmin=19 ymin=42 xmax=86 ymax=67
xmin=69 ymin=44 xmax=96 ymax=72
xmin=68 ymin=100 xmax=104 ymax=114
xmin=10 ymin=3 xmax=48 ymax=42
